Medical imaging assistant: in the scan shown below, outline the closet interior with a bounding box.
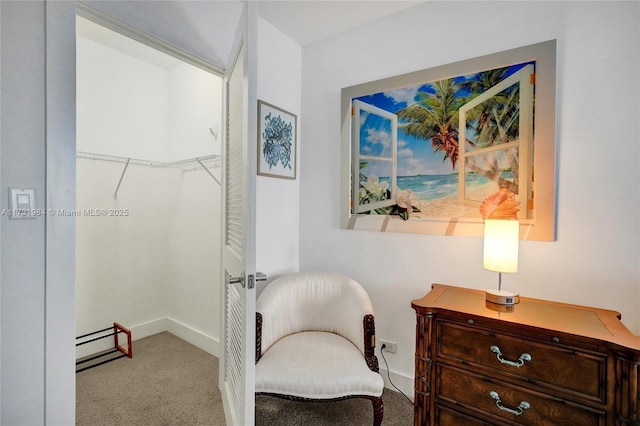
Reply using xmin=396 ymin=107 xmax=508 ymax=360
xmin=75 ymin=16 xmax=224 ymax=361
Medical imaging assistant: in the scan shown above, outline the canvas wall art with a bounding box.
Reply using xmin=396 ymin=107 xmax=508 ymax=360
xmin=340 ymin=40 xmax=557 ymax=241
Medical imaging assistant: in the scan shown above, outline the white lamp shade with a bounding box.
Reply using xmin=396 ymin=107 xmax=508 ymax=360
xmin=483 ymin=219 xmax=519 ymax=273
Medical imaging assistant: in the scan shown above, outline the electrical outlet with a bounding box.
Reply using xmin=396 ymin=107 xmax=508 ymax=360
xmin=379 ymin=339 xmax=397 ymax=353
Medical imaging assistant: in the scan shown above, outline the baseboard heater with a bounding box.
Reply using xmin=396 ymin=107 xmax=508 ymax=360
xmin=76 ymin=322 xmax=132 ymax=373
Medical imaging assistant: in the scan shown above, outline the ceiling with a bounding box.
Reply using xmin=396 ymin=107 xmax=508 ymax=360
xmin=257 ymin=0 xmax=425 ymax=46
xmin=76 ymin=0 xmax=425 ymax=72
xmin=77 ymin=15 xmax=183 ymax=69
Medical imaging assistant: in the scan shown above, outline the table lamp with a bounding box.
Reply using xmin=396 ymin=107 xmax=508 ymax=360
xmin=483 ymin=219 xmax=519 ymax=305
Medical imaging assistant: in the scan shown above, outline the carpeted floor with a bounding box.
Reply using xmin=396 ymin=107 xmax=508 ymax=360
xmin=256 ymin=391 xmax=414 ymax=426
xmin=76 ymin=332 xmax=414 ymax=425
xmin=76 ymin=332 xmax=225 ymax=426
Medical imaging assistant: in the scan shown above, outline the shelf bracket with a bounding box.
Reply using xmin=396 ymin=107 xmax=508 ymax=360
xmin=113 ymin=158 xmax=130 ymax=199
xmin=196 ymin=158 xmax=221 ymax=186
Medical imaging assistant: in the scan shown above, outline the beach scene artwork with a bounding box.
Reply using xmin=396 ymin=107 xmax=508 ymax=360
xmin=342 ymin=40 xmax=556 ymax=240
xmin=350 ymin=60 xmax=536 ymax=229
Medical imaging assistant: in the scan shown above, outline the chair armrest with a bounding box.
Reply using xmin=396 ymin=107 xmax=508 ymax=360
xmin=256 ymin=312 xmax=263 ymax=364
xmin=363 ymin=314 xmax=379 ymax=373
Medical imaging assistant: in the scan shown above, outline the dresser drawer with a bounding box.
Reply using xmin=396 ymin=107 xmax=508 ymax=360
xmin=437 ymin=320 xmax=607 ymax=402
xmin=436 ymin=405 xmax=496 ymax=425
xmin=436 ymin=364 xmax=605 ymax=426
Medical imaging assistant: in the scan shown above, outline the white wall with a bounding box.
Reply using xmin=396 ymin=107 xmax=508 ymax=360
xmin=76 ymin=33 xmax=171 ymax=160
xmin=76 ymin=163 xmax=173 ymax=341
xmin=1 ymin=3 xmax=47 ymax=423
xmin=76 ymin=21 xmax=223 ymax=357
xmin=255 ymin=17 xmax=302 ymax=294
xmin=166 ymin=167 xmax=221 ymax=353
xmin=75 ymin=163 xmax=221 ymax=357
xmin=299 ymin=0 xmax=640 ymax=395
xmin=1 ymin=1 xmax=240 ymax=423
xmin=168 ymin=63 xmax=223 ymax=159
xmin=77 ymin=26 xmax=223 ymax=161
xmin=1 ymin=1 xmax=77 ymax=424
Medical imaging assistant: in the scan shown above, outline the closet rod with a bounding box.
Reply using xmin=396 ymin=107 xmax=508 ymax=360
xmin=77 ymin=151 xmax=223 ymax=195
xmin=162 ymin=154 xmax=220 ymax=168
xmin=77 ymin=151 xmax=221 ymax=168
xmin=77 ymin=151 xmax=160 ymax=167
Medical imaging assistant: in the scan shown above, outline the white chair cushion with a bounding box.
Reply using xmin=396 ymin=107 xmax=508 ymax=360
xmin=257 ymin=272 xmax=373 ymax=355
xmin=255 ymin=331 xmax=384 ymax=399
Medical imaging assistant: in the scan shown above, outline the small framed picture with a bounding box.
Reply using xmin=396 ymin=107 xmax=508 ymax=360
xmin=257 ymin=100 xmax=297 ymax=179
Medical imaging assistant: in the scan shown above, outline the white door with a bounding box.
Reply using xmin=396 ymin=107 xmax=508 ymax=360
xmin=219 ymin=35 xmax=257 ymax=426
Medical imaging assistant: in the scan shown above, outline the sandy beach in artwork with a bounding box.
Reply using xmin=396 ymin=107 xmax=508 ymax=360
xmin=411 ymin=182 xmax=497 ymax=219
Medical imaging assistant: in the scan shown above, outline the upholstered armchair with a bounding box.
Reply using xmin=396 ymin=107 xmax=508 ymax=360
xmin=255 ymin=272 xmax=384 ymax=425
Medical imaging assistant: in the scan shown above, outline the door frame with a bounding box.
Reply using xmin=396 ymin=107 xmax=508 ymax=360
xmin=71 ymin=0 xmax=235 ymax=420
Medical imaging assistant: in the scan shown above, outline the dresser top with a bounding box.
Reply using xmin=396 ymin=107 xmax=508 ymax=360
xmin=412 ymin=284 xmax=640 ymax=352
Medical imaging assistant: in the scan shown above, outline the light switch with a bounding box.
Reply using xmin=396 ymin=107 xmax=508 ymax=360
xmin=9 ymin=188 xmax=37 ymax=219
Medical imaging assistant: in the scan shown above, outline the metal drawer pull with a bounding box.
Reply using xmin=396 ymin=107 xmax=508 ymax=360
xmin=489 ymin=391 xmax=531 ymax=416
xmin=490 ymin=345 xmax=532 ymax=367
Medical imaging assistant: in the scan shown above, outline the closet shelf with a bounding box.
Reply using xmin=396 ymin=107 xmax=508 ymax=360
xmin=77 ymin=151 xmax=222 ymax=199
xmin=77 ymin=151 xmax=221 ymax=169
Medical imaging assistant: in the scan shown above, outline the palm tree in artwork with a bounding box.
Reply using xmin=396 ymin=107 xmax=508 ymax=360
xmin=459 ymin=67 xmax=520 ymax=147
xmin=397 ymin=79 xmax=468 ymax=169
xmin=459 ymin=67 xmax=522 ymax=193
xmin=396 ymin=67 xmax=526 ymax=194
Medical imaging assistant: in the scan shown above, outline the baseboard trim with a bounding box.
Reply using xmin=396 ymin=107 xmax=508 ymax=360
xmin=164 ymin=317 xmax=220 ymax=358
xmin=379 ymin=366 xmax=414 ymax=402
xmin=76 ymin=318 xmax=220 ymax=359
xmin=130 ymin=318 xmax=170 ymax=340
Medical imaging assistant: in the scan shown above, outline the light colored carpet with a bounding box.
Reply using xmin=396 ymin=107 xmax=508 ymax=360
xmin=256 ymin=389 xmax=414 ymax=426
xmin=76 ymin=332 xmax=414 ymax=425
xmin=76 ymin=332 xmax=225 ymax=426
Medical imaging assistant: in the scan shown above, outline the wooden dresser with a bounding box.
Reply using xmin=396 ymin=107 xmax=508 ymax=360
xmin=411 ymin=284 xmax=640 ymax=425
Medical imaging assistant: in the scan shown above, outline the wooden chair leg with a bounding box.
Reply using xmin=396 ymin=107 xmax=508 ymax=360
xmin=372 ymin=396 xmax=384 ymax=426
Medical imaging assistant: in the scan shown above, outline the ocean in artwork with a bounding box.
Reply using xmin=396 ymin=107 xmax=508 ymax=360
xmin=381 ymin=172 xmax=512 ymax=202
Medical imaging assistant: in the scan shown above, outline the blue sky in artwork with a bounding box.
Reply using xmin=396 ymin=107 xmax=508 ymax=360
xmin=355 ymin=62 xmax=534 ymax=178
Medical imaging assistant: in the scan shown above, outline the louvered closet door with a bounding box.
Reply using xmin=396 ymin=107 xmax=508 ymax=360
xmin=220 ymin=34 xmax=256 ymax=426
